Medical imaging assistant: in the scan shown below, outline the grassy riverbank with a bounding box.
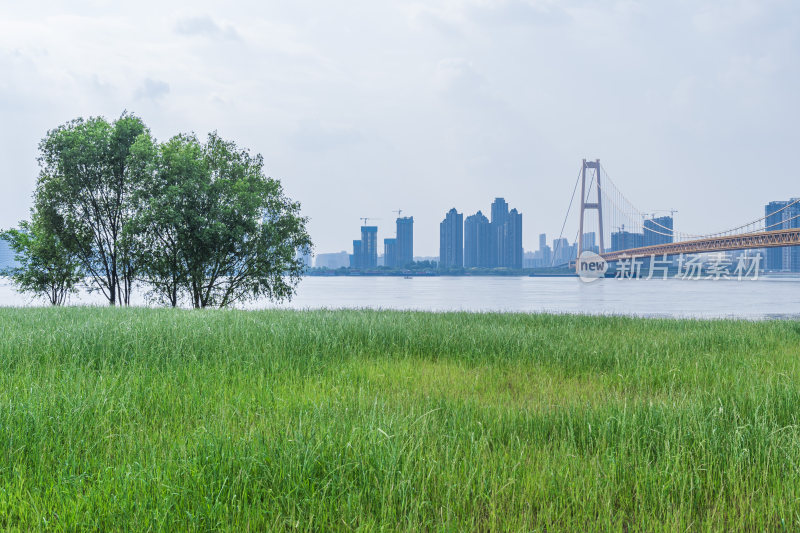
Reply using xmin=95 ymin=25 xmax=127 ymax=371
xmin=1 ymin=308 xmax=799 ymax=530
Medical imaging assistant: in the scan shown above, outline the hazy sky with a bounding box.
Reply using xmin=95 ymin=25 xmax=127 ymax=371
xmin=1 ymin=0 xmax=798 ymax=256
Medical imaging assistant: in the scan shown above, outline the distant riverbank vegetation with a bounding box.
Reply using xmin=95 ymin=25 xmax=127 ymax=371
xmin=1 ymin=112 xmax=311 ymax=308
xmin=1 ymin=307 xmax=799 ymax=529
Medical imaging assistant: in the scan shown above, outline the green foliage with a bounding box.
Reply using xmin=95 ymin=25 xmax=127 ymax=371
xmin=36 ymin=113 xmax=148 ymax=305
xmin=126 ymin=133 xmax=195 ymax=307
xmin=129 ymin=132 xmax=312 ymax=308
xmin=1 ymin=207 xmax=82 ymax=305
xmin=19 ymin=112 xmax=311 ymax=309
xmin=406 ymin=259 xmax=437 ymax=270
xmin=0 ymin=308 xmax=799 ymax=529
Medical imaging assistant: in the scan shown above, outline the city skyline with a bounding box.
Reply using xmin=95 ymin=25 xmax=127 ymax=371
xmin=321 ymin=196 xmax=800 ymax=270
xmin=310 ymin=195 xmax=800 ymax=273
xmin=308 ymin=183 xmax=800 ymax=261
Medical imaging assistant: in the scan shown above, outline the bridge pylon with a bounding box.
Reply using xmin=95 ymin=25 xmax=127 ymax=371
xmin=577 ymin=159 xmax=605 ymax=260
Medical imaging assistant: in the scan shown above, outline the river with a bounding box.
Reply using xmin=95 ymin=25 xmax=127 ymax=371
xmin=2 ymin=276 xmax=799 ymax=319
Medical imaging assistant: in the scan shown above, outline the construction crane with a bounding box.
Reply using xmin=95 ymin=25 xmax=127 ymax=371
xmin=652 ymin=209 xmax=678 ymax=218
xmin=392 ymin=209 xmax=403 ymax=218
xmin=359 ymin=217 xmax=380 ymax=226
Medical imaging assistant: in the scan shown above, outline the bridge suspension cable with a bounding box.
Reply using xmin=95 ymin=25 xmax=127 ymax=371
xmin=598 ymin=165 xmax=800 ymax=242
xmin=551 ymin=164 xmax=583 ymax=267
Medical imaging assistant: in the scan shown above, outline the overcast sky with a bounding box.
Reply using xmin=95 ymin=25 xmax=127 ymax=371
xmin=1 ymin=0 xmax=798 ymax=256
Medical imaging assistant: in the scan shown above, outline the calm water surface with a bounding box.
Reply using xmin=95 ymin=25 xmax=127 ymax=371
xmin=2 ymin=276 xmax=799 ymax=319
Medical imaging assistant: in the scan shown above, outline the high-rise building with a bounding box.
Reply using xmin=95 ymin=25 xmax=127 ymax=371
xmin=507 ymin=208 xmax=523 ymax=269
xmin=643 ymin=216 xmax=674 ymax=247
xmin=297 ymin=251 xmax=312 ymax=268
xmin=581 ymin=232 xmax=598 ymax=253
xmin=765 ymin=199 xmax=800 ymax=272
xmin=791 ymin=199 xmax=800 ymax=272
xmin=350 ymin=240 xmax=362 ymax=269
xmin=489 ymin=198 xmax=522 ymax=268
xmin=396 ymin=217 xmax=413 ymax=267
xmin=552 ymin=237 xmax=572 ymax=265
xmin=349 ymin=226 xmax=378 ymax=269
xmin=0 ymin=238 xmax=17 ymax=271
xmin=464 ymin=211 xmax=492 ymax=268
xmin=439 ymin=208 xmax=463 ymax=268
xmin=316 ymin=251 xmax=350 ymax=269
xmin=384 ymin=238 xmax=397 ymax=268
xmin=537 ymin=233 xmax=552 ymax=267
xmin=523 ymin=251 xmax=536 ymax=268
xmin=360 ymin=226 xmax=378 ymax=268
xmin=490 ymin=198 xmax=509 ymax=228
xmin=611 ymin=229 xmax=644 ymax=252
xmin=490 ymin=198 xmax=508 ymax=267
xmin=765 ymin=201 xmax=788 ymax=271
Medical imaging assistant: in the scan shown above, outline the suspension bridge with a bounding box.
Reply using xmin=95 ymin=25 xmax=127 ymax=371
xmin=557 ymin=159 xmax=800 ymax=268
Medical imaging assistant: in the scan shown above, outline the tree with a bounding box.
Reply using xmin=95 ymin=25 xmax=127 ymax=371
xmin=131 ymin=132 xmax=312 ymax=308
xmin=1 ymin=205 xmax=83 ymax=306
xmin=126 ymin=133 xmax=197 ymax=307
xmin=37 ymin=113 xmax=148 ymax=306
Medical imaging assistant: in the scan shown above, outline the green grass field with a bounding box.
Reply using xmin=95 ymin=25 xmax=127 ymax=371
xmin=1 ymin=308 xmax=799 ymax=530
